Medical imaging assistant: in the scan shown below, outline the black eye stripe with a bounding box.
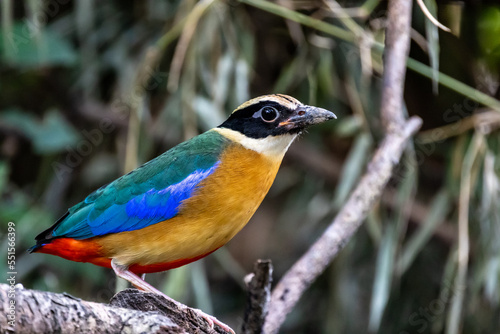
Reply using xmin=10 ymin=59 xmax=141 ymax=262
xmin=219 ymin=100 xmax=301 ymax=139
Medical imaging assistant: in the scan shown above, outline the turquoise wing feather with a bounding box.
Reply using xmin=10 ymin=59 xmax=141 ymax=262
xmin=49 ymin=130 xmax=229 ymax=240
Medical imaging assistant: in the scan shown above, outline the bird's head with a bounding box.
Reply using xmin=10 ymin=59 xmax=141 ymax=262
xmin=216 ymin=94 xmax=336 ymax=158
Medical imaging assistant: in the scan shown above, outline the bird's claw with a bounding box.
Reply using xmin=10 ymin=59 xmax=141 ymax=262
xmin=192 ymin=308 xmax=235 ymax=334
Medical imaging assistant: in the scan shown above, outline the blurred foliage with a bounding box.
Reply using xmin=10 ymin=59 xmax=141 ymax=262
xmin=1 ymin=0 xmax=500 ymax=333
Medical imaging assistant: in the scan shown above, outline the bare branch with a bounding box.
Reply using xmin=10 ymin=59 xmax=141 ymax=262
xmin=0 ymin=283 xmax=231 ymax=334
xmin=380 ymin=0 xmax=413 ymax=133
xmin=241 ymin=260 xmax=273 ymax=334
xmin=262 ymin=0 xmax=420 ymax=332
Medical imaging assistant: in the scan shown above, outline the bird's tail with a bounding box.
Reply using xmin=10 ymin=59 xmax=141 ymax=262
xmin=27 ymin=211 xmax=70 ymax=253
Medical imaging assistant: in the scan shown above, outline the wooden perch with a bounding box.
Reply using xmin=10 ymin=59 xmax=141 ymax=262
xmin=0 ymin=283 xmax=231 ymax=333
xmin=241 ymin=260 xmax=273 ymax=334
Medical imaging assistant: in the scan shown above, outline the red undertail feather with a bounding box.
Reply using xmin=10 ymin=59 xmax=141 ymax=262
xmin=34 ymin=238 xmax=112 ymax=269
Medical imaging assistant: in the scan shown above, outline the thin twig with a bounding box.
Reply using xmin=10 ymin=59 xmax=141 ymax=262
xmin=446 ymin=133 xmax=484 ymax=334
xmin=324 ymin=0 xmax=364 ymax=37
xmin=167 ymin=0 xmax=218 ymax=92
xmin=417 ymin=110 xmax=500 ymax=144
xmin=416 ymin=0 xmax=451 ymax=32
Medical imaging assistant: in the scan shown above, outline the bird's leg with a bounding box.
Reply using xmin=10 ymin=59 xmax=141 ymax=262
xmin=111 ymin=259 xmax=164 ymax=294
xmin=111 ymin=259 xmax=234 ymax=334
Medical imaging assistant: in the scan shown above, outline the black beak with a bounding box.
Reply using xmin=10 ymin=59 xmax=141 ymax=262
xmin=279 ymin=105 xmax=336 ymax=131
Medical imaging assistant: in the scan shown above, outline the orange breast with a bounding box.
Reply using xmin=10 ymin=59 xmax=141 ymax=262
xmin=94 ymin=142 xmax=283 ymax=271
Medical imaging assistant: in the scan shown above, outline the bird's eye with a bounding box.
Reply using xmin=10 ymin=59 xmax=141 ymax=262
xmin=260 ymin=107 xmax=279 ymax=122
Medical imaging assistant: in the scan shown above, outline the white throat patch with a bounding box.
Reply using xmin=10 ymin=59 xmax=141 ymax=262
xmin=214 ymin=128 xmax=297 ymax=158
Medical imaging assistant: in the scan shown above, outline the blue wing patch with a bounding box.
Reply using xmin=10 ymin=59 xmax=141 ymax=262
xmin=126 ymin=165 xmax=218 ymax=220
xmin=52 ymin=163 xmax=219 ymax=239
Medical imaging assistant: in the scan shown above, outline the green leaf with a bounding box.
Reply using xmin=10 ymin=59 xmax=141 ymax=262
xmin=0 ymin=21 xmax=77 ymax=67
xmin=424 ymin=0 xmax=440 ymax=94
xmin=162 ymin=265 xmax=190 ymax=302
xmin=369 ymin=223 xmax=397 ymax=332
xmin=0 ymin=109 xmax=81 ymax=154
xmin=0 ymin=162 xmax=8 ymax=195
xmin=397 ymin=190 xmax=451 ymax=275
xmin=332 ymin=132 xmax=372 ymax=208
xmin=478 ymin=7 xmax=500 ymax=57
xmin=334 ymin=115 xmax=363 ymax=137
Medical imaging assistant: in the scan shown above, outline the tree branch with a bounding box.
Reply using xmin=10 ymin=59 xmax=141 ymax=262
xmin=262 ymin=0 xmax=418 ymax=333
xmin=241 ymin=260 xmax=273 ymax=334
xmin=381 ymin=0 xmax=413 ymax=133
xmin=0 ymin=283 xmax=231 ymax=333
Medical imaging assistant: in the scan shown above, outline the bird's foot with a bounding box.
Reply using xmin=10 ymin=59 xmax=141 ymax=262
xmin=190 ymin=308 xmax=235 ymax=334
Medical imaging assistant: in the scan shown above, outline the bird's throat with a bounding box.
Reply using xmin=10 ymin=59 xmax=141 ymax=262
xmin=213 ymin=128 xmax=296 ymax=160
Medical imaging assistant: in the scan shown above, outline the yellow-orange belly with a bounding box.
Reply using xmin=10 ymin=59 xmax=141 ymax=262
xmin=93 ymin=141 xmax=283 ymax=270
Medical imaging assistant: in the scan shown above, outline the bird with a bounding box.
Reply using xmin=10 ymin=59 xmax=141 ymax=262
xmin=29 ymin=94 xmax=336 ymax=331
